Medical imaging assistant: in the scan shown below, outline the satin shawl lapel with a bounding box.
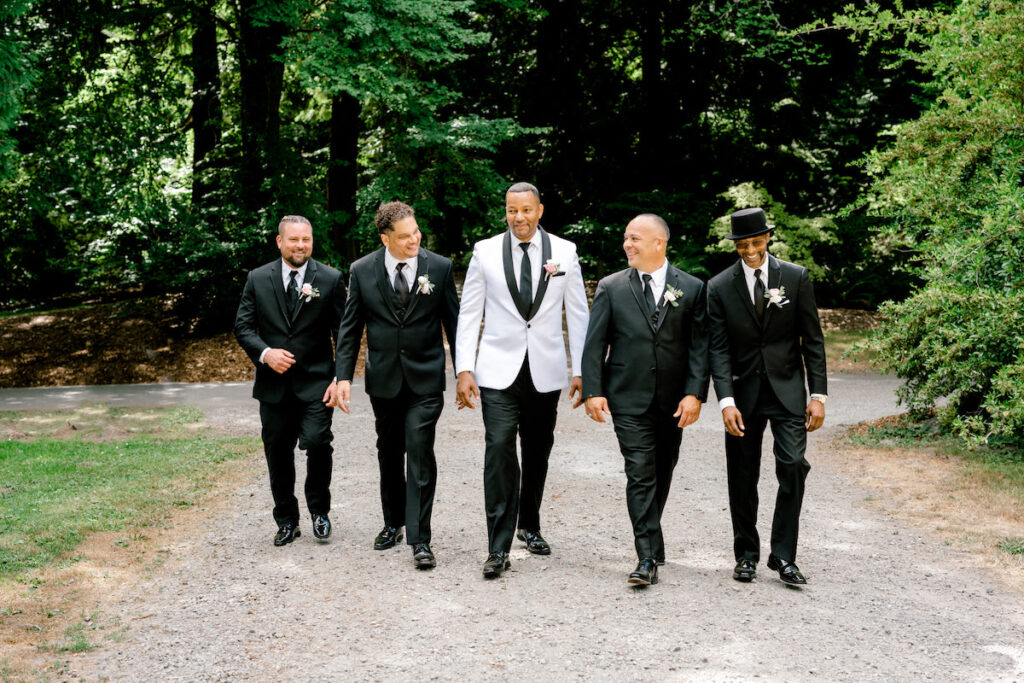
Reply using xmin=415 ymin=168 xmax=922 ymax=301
xmin=373 ymin=249 xmax=402 ymax=323
xmin=628 ymin=268 xmax=657 ymax=334
xmin=524 ymin=228 xmax=553 ymax=321
xmin=653 ymin=267 xmax=682 ymax=335
xmin=403 ymin=250 xmax=430 ymax=319
xmin=269 ymin=261 xmax=291 ymax=328
xmin=730 ymin=261 xmax=760 ymax=328
xmin=502 ymin=231 xmax=531 ymax=320
xmin=290 ymin=260 xmax=318 ymax=324
xmin=762 ymin=255 xmax=782 ymax=328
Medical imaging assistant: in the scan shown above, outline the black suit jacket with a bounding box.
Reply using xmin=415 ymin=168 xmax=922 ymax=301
xmin=582 ymin=265 xmax=710 ymax=416
xmin=707 ymin=255 xmax=827 ymax=417
xmin=234 ymin=258 xmax=346 ymax=404
xmin=335 ymin=247 xmax=459 ymax=399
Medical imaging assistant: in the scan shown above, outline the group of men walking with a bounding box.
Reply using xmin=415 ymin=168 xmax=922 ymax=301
xmin=233 ymin=182 xmax=828 ymax=587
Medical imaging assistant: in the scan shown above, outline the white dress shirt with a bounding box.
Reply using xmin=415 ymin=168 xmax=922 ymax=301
xmin=383 ymin=249 xmax=418 ymax=294
xmin=636 ymin=259 xmax=669 ymax=307
xmin=510 ymin=230 xmax=543 ymax=301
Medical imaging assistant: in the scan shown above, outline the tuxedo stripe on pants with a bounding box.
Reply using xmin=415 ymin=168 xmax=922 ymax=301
xmin=480 ymin=359 xmax=559 ymax=554
xmin=369 ymin=386 xmax=443 ymax=545
xmin=725 ymin=379 xmax=810 ymax=564
xmin=259 ymin=393 xmax=334 ymax=527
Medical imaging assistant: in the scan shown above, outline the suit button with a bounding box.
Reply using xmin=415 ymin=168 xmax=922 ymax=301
xmin=400 ymin=349 xmax=406 ymax=355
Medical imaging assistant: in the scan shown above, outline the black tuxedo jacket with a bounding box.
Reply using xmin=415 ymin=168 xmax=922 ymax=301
xmin=335 ymin=247 xmax=459 ymax=399
xmin=707 ymin=255 xmax=827 ymax=417
xmin=234 ymin=258 xmax=346 ymax=404
xmin=582 ymin=265 xmax=710 ymax=416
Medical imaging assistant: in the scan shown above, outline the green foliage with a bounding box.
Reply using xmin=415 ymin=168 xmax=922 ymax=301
xmin=843 ymin=0 xmax=1024 ymax=446
xmin=0 ymin=0 xmax=34 ymax=181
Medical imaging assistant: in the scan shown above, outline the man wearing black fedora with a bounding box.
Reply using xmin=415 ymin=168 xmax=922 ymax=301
xmin=706 ymin=207 xmax=827 ymax=586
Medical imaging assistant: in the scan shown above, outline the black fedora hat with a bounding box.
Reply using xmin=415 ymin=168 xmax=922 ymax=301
xmin=726 ymin=207 xmax=774 ymax=240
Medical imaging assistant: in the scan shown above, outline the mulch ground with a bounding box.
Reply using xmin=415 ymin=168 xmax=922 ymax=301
xmin=0 ymin=295 xmax=874 ymax=389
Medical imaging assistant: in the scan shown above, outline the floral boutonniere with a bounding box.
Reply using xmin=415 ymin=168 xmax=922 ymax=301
xmin=417 ymin=274 xmax=435 ymax=295
xmin=663 ymin=284 xmax=684 ymax=308
xmin=543 ymin=259 xmax=565 ymax=281
xmin=300 ymin=283 xmax=320 ymax=302
xmin=764 ymin=286 xmax=788 ymax=309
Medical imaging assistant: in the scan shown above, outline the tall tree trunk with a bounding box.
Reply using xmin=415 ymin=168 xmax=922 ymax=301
xmin=639 ymin=0 xmax=669 ymax=189
xmin=237 ymin=0 xmax=285 ymax=216
xmin=190 ymin=0 xmax=221 ymax=209
xmin=327 ymin=92 xmax=361 ymax=261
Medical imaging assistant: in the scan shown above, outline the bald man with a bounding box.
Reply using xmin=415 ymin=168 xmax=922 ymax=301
xmin=581 ymin=214 xmax=709 ymax=586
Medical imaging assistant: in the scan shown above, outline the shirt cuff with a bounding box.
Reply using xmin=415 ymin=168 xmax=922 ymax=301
xmin=258 ymin=347 xmax=270 ymax=364
xmin=810 ymin=393 xmax=828 ymax=403
xmin=719 ymin=396 xmax=736 ymax=411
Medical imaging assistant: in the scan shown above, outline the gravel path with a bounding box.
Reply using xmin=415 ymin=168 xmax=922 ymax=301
xmin=10 ymin=376 xmax=1023 ymax=681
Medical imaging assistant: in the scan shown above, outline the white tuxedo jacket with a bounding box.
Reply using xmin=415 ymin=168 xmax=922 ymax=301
xmin=456 ymin=228 xmax=590 ymax=392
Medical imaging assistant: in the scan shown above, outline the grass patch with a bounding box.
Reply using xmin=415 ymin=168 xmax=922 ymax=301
xmin=998 ymin=537 xmax=1024 ymax=555
xmin=0 ymin=405 xmax=257 ymax=580
xmin=848 ymin=412 xmax=1024 ymax=501
xmin=823 ymin=329 xmax=881 ymax=373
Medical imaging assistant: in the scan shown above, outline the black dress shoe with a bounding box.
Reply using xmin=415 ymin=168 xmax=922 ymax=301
xmin=482 ymin=552 xmax=511 ymax=578
xmin=312 ymin=514 xmax=331 ymax=540
xmin=412 ymin=543 xmax=436 ymax=569
xmin=516 ymin=528 xmax=551 ymax=555
xmin=627 ymin=558 xmax=659 ymax=585
xmin=767 ymin=555 xmax=807 ymax=586
xmin=373 ymin=525 xmax=403 ymax=550
xmin=273 ymin=523 xmax=301 ymax=547
xmin=733 ymin=559 xmax=756 ymax=582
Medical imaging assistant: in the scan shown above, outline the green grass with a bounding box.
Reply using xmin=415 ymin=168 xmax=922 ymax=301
xmin=823 ymin=328 xmax=881 ymax=369
xmin=0 ymin=406 xmax=257 ymax=580
xmin=998 ymin=537 xmax=1024 ymax=555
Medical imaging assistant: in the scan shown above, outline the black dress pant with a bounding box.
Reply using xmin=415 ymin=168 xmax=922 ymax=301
xmin=259 ymin=390 xmax=334 ymax=527
xmin=612 ymin=408 xmax=683 ymax=561
xmin=480 ymin=358 xmax=560 ymax=554
xmin=369 ymin=384 xmax=444 ymax=545
xmin=725 ymin=379 xmax=810 ymax=564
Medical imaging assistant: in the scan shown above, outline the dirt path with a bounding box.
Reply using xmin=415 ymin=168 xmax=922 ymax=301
xmin=27 ymin=376 xmax=1024 ymax=680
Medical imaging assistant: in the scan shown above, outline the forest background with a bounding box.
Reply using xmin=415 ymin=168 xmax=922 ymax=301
xmin=0 ymin=0 xmax=1022 ymax=447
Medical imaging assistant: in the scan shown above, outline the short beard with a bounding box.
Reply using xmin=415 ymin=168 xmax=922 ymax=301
xmin=284 ymin=253 xmax=309 ymax=268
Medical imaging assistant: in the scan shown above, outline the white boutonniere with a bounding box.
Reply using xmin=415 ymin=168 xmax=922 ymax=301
xmin=543 ymin=259 xmax=564 ymax=281
xmin=417 ymin=274 xmax=434 ymax=295
xmin=300 ymin=283 xmax=320 ymax=302
xmin=764 ymin=286 xmax=788 ymax=308
xmin=663 ymin=284 xmax=684 ymax=308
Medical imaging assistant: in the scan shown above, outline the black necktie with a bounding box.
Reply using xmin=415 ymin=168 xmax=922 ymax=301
xmin=286 ymin=270 xmax=298 ymax=315
xmin=642 ymin=273 xmax=656 ymax=317
xmin=394 ymin=262 xmax=409 ymax=308
xmin=754 ymin=268 xmax=766 ymax=319
xmin=519 ymin=242 xmax=532 ymax=310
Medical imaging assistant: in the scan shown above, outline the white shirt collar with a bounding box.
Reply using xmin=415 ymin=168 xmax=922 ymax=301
xmin=281 ymin=260 xmax=309 ymax=289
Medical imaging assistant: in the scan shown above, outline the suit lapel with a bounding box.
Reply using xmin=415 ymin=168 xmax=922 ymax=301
xmin=762 ymin=255 xmax=782 ymax=328
xmin=525 ymin=228 xmax=552 ymax=321
xmin=731 ymin=261 xmax=760 ymax=328
xmin=374 ymin=249 xmax=402 ymax=323
xmin=502 ymin=230 xmax=532 ymax=320
xmin=290 ymin=260 xmax=317 ymax=324
xmin=269 ymin=260 xmax=291 ymax=328
xmin=628 ymin=268 xmax=657 ymax=334
xmin=404 ymin=250 xmax=429 ymax=319
xmin=653 ymin=267 xmax=681 ymax=334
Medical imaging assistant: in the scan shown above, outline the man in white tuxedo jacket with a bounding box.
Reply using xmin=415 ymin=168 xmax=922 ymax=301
xmin=456 ymin=182 xmax=590 ymax=578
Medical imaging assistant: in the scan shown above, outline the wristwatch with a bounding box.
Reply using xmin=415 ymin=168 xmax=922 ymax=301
xmin=810 ymin=393 xmax=827 ymax=404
